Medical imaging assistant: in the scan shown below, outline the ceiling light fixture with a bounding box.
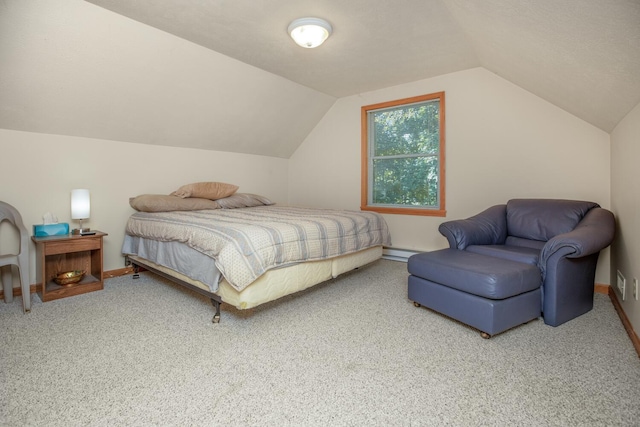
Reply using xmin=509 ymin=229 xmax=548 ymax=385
xmin=288 ymin=17 xmax=332 ymax=48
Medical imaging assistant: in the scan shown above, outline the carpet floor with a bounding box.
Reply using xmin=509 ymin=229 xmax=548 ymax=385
xmin=1 ymin=259 xmax=639 ymax=426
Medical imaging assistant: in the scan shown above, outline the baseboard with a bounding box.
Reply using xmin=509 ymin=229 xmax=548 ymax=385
xmin=605 ymin=284 xmax=640 ymax=358
xmin=594 ymin=283 xmax=609 ymax=295
xmin=104 ymin=266 xmax=135 ymax=279
xmin=0 ymin=267 xmax=135 ymax=300
xmin=382 ymin=247 xmax=420 ymax=262
xmin=0 ymin=284 xmax=38 ymax=299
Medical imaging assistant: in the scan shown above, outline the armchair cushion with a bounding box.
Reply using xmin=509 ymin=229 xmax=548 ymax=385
xmin=506 ymin=199 xmax=599 ymax=241
xmin=466 ymin=245 xmax=540 ymax=265
xmin=504 ymin=236 xmax=546 ymax=250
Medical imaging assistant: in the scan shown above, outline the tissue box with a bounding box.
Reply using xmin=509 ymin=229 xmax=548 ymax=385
xmin=33 ymin=223 xmax=70 ymax=237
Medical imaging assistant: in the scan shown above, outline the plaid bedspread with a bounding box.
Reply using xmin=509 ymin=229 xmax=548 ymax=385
xmin=125 ymin=206 xmax=391 ymax=291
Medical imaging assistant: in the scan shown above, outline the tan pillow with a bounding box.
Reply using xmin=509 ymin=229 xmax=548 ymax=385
xmin=129 ymin=194 xmax=220 ymax=212
xmin=170 ymin=182 xmax=238 ymax=200
xmin=215 ymin=193 xmax=274 ymax=209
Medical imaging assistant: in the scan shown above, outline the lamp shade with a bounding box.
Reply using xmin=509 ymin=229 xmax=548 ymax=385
xmin=288 ymin=17 xmax=332 ymax=48
xmin=71 ymin=189 xmax=90 ymax=220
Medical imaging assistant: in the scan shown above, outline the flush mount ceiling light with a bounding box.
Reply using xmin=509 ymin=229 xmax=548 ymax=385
xmin=288 ymin=17 xmax=332 ymax=48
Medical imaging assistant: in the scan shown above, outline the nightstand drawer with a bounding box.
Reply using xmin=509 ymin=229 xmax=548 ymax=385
xmin=43 ymin=238 xmax=101 ymax=255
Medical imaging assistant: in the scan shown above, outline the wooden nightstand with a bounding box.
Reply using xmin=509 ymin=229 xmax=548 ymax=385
xmin=32 ymin=231 xmax=108 ymax=302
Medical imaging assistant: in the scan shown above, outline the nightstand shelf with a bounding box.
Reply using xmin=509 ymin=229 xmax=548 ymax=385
xmin=32 ymin=231 xmax=107 ymax=302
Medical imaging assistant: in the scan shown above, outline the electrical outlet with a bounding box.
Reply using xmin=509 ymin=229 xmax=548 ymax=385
xmin=634 ymin=278 xmax=639 ymax=301
xmin=617 ymin=270 xmax=626 ymax=301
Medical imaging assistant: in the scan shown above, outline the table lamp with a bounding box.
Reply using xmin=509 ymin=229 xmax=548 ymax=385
xmin=71 ymin=189 xmax=90 ymax=235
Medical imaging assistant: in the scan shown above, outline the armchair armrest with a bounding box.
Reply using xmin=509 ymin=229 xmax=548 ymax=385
xmin=539 ymin=208 xmax=615 ymax=275
xmin=438 ymin=204 xmax=508 ymax=249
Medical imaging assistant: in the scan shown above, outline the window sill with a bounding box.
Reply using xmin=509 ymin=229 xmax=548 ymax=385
xmin=361 ymin=205 xmax=446 ymax=217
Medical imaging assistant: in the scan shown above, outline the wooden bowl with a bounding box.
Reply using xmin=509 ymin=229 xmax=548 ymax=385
xmin=54 ymin=270 xmax=85 ymax=286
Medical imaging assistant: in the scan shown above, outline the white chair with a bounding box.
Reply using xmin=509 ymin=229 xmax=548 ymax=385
xmin=0 ymin=201 xmax=31 ymax=313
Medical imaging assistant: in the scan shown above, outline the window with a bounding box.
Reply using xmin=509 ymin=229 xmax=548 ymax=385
xmin=361 ymin=92 xmax=445 ymax=216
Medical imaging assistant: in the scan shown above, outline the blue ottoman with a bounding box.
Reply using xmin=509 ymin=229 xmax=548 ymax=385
xmin=408 ymin=249 xmax=542 ymax=337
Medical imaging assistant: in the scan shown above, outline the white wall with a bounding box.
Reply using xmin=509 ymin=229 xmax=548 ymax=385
xmin=289 ymin=67 xmax=613 ymax=283
xmin=0 ymin=129 xmax=288 ymax=289
xmin=611 ymin=101 xmax=640 ymax=334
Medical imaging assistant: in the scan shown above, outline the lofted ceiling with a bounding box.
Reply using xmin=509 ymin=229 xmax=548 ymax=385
xmin=86 ymin=0 xmax=640 ymax=133
xmin=1 ymin=1 xmax=639 ymax=158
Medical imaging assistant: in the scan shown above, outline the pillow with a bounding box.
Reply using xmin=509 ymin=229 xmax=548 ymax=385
xmin=215 ymin=193 xmax=274 ymax=209
xmin=130 ymin=194 xmax=220 ymax=212
xmin=170 ymin=182 xmax=238 ymax=200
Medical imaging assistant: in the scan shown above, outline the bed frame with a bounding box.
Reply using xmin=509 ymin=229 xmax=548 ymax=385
xmin=125 ymin=245 xmax=383 ymax=324
xmin=126 ymin=256 xmax=223 ymax=323
xmin=122 ymin=205 xmax=390 ymax=322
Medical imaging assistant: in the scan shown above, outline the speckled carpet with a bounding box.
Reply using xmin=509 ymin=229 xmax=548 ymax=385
xmin=1 ymin=259 xmax=639 ymax=426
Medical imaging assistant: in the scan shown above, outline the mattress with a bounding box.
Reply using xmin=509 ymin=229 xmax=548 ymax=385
xmin=127 ymin=245 xmax=382 ymax=309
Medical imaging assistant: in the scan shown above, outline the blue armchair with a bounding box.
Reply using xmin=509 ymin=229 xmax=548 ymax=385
xmin=408 ymin=199 xmax=615 ymax=336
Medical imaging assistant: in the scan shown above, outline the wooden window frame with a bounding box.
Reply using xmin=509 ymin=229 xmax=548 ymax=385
xmin=361 ymin=91 xmax=446 ymax=217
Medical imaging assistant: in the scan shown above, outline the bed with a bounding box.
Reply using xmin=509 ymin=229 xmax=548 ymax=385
xmin=121 ymin=195 xmax=391 ymax=322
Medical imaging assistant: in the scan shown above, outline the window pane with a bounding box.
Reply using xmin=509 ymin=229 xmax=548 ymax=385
xmin=372 ymin=100 xmax=440 ymax=157
xmin=372 ymin=156 xmax=439 ymax=207
xmin=361 ymin=91 xmax=445 ymax=216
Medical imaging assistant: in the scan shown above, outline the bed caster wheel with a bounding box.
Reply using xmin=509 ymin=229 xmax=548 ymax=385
xmin=413 ymin=301 xmax=421 ymax=308
xmin=480 ymin=332 xmax=491 ymax=339
xmin=212 ymin=315 xmax=221 ymax=324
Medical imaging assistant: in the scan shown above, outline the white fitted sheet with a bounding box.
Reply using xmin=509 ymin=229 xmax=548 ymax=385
xmin=127 ymin=245 xmax=382 ymax=309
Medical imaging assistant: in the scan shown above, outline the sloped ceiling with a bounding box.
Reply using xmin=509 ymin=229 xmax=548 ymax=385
xmin=1 ymin=0 xmax=639 ymax=158
xmin=0 ymin=0 xmax=335 ymax=158
xmin=85 ymin=0 xmax=640 ymax=134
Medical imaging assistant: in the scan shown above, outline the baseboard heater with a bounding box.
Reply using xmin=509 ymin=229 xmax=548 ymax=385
xmin=382 ymin=247 xmax=421 ymax=262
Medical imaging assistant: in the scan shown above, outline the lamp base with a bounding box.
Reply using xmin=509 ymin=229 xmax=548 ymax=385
xmin=72 ymin=228 xmax=90 ymax=235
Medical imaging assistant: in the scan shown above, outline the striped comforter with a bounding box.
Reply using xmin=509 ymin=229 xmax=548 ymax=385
xmin=125 ymin=206 xmax=391 ymax=291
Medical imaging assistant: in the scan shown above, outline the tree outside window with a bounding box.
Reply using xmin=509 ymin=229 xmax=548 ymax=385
xmin=361 ymin=92 xmax=445 ymax=216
